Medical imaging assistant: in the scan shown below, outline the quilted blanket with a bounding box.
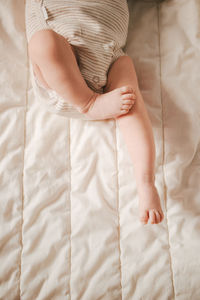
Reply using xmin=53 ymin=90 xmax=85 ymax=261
xmin=0 ymin=0 xmax=200 ymax=299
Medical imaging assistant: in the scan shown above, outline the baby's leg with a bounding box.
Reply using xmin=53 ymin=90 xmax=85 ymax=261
xmin=28 ymin=29 xmax=136 ymax=120
xmin=104 ymin=55 xmax=164 ymax=225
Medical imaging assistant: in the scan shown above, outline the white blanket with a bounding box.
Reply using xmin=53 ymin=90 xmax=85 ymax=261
xmin=0 ymin=0 xmax=200 ymax=299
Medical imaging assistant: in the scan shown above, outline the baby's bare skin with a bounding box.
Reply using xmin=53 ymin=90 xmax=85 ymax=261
xmin=105 ymin=57 xmax=164 ymax=225
xmin=29 ymin=30 xmax=135 ymax=120
xmin=78 ymin=86 xmax=136 ymax=120
xmin=29 ymin=30 xmax=164 ymax=225
xmin=138 ymin=183 xmax=164 ymax=224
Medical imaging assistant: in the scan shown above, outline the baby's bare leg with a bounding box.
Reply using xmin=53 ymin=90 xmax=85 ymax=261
xmin=28 ymin=29 xmax=136 ymax=120
xmin=104 ymin=56 xmax=164 ymax=225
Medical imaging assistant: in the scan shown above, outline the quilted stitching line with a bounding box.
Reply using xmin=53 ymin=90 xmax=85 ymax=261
xmin=19 ymin=5 xmax=29 ymax=297
xmin=157 ymin=3 xmax=176 ymax=299
xmin=67 ymin=118 xmax=72 ymax=300
xmin=114 ymin=120 xmax=123 ymax=300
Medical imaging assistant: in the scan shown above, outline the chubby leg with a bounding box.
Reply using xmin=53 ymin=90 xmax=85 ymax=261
xmin=104 ymin=55 xmax=164 ymax=225
xmin=28 ymin=29 xmax=136 ymax=120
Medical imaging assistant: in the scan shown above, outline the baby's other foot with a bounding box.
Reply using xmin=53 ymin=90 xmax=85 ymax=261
xmin=78 ymin=86 xmax=136 ymax=120
xmin=138 ymin=183 xmax=164 ymax=225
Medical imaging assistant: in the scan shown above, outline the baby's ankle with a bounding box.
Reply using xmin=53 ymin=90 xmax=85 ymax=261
xmin=137 ymin=173 xmax=155 ymax=186
xmin=137 ymin=177 xmax=156 ymax=195
xmin=76 ymin=85 xmax=135 ymax=120
xmin=76 ymin=92 xmax=98 ymax=114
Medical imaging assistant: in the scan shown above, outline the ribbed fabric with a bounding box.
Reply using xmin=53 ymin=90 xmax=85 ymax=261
xmin=25 ymin=0 xmax=130 ymax=118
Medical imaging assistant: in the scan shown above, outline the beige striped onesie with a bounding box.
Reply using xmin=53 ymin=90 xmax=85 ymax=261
xmin=25 ymin=0 xmax=130 ymax=119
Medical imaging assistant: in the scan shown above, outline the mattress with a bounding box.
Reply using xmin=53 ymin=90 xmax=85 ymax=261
xmin=0 ymin=0 xmax=200 ymax=299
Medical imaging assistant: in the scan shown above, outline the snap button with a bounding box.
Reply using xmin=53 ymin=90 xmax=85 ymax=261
xmin=42 ymin=6 xmax=49 ymax=20
xmin=103 ymin=40 xmax=116 ymax=51
xmin=92 ymin=76 xmax=100 ymax=83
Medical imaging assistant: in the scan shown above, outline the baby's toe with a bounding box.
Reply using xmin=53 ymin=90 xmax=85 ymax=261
xmin=140 ymin=210 xmax=149 ymax=224
xmin=122 ymin=93 xmax=135 ymax=100
xmin=123 ymin=99 xmax=135 ymax=105
xmin=121 ymin=104 xmax=132 ymax=110
xmin=121 ymin=109 xmax=129 ymax=114
xmin=120 ymin=86 xmax=134 ymax=95
xmin=149 ymin=210 xmax=157 ymax=224
xmin=154 ymin=210 xmax=161 ymax=224
xmin=159 ymin=211 xmax=164 ymax=222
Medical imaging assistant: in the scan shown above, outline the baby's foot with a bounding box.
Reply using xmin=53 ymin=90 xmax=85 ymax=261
xmin=78 ymin=86 xmax=136 ymax=120
xmin=138 ymin=183 xmax=164 ymax=225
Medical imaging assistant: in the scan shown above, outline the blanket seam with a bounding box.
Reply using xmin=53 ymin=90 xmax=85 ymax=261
xmin=157 ymin=3 xmax=176 ymax=299
xmin=67 ymin=118 xmax=72 ymax=300
xmin=114 ymin=121 xmax=123 ymax=300
xmin=19 ymin=5 xmax=29 ymax=297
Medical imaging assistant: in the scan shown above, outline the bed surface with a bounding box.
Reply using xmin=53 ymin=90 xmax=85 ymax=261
xmin=0 ymin=0 xmax=200 ymax=299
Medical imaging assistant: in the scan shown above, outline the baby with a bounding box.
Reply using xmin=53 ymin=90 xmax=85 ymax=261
xmin=25 ymin=0 xmax=164 ymax=225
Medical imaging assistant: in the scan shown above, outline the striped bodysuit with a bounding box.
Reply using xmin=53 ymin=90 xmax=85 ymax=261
xmin=25 ymin=0 xmax=130 ymax=118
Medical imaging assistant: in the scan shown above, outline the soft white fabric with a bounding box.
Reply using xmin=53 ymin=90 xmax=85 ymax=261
xmin=0 ymin=0 xmax=200 ymax=299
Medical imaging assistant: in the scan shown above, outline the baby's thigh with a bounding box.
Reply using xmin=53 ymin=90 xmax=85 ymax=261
xmin=28 ymin=29 xmax=57 ymax=63
xmin=28 ymin=29 xmax=77 ymax=68
xmin=104 ymin=55 xmax=139 ymax=93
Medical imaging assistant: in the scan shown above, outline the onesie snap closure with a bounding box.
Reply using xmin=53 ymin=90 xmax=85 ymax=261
xmin=103 ymin=41 xmax=116 ymax=51
xmin=42 ymin=6 xmax=49 ymax=20
xmin=92 ymin=76 xmax=100 ymax=83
